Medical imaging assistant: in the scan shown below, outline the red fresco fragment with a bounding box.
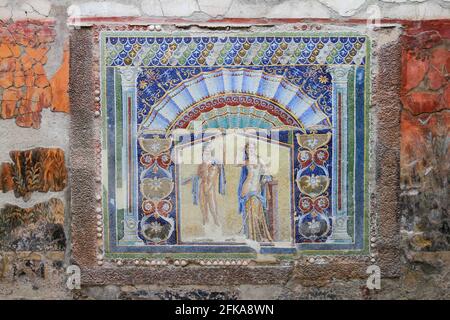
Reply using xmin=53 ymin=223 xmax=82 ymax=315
xmin=402 ymin=51 xmax=429 ymax=92
xmin=0 ymin=20 xmax=69 ymax=129
xmin=400 ymin=21 xmax=450 ymax=191
xmin=401 ymin=92 xmax=443 ymax=115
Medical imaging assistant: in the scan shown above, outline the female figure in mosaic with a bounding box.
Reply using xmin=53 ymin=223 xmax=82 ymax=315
xmin=238 ymin=142 xmax=273 ymax=242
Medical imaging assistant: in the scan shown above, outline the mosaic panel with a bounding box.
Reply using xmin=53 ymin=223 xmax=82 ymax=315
xmin=100 ymin=32 xmax=370 ymax=259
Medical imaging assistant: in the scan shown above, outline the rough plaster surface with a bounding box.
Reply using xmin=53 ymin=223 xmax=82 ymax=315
xmin=62 ymin=0 xmax=450 ymax=20
xmin=370 ymin=32 xmax=403 ymax=277
xmin=68 ymin=27 xmax=98 ymax=269
xmin=0 ymin=0 xmax=449 ymax=300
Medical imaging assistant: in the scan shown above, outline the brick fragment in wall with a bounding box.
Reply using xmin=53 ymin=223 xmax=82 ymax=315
xmin=0 ymin=20 xmax=69 ymax=128
xmin=0 ymin=147 xmax=67 ymax=201
xmin=0 ymin=198 xmax=65 ymax=251
xmin=0 ymin=251 xmax=66 ymax=291
xmin=74 ymin=285 xmax=240 ymax=300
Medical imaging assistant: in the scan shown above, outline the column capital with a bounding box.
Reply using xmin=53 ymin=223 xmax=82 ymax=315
xmin=119 ymin=67 xmax=140 ymax=88
xmin=328 ymin=66 xmax=351 ymax=84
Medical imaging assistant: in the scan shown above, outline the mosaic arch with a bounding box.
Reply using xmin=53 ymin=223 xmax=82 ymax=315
xmin=101 ymin=32 xmax=370 ymax=259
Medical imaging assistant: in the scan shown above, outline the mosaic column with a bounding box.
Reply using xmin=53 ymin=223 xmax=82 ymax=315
xmin=118 ymin=67 xmax=143 ymax=245
xmin=329 ymin=66 xmax=352 ymax=243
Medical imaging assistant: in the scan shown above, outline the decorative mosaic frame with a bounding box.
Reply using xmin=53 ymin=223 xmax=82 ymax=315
xmin=70 ymin=24 xmax=401 ymax=285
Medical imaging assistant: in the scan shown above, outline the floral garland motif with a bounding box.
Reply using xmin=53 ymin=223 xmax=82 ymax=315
xmin=138 ymin=136 xmax=175 ymax=244
xmin=295 ymin=132 xmax=332 ymax=241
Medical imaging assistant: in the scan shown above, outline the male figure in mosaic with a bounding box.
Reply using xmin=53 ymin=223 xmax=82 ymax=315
xmin=184 ymin=143 xmax=226 ymax=227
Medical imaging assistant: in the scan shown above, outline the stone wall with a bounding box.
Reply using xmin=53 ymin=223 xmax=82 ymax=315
xmin=0 ymin=0 xmax=448 ymax=299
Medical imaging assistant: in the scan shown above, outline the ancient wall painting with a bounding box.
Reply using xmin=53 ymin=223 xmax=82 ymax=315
xmin=0 ymin=147 xmax=67 ymax=201
xmin=0 ymin=198 xmax=65 ymax=251
xmin=100 ymin=32 xmax=370 ymax=260
xmin=0 ymin=20 xmax=69 ymax=128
